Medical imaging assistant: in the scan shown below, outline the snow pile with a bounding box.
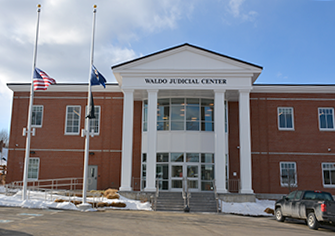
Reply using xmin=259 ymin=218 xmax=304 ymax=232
xmin=221 ymin=199 xmax=275 ymax=216
xmin=0 ymin=190 xmax=152 ymax=211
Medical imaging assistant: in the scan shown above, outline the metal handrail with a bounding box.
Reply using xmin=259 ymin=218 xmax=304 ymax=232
xmin=213 ymin=179 xmax=220 ymax=213
xmin=182 ymin=177 xmax=191 ymax=211
xmin=5 ymin=177 xmax=104 ymax=206
xmin=5 ymin=177 xmax=83 ymax=198
xmin=153 ymin=179 xmax=159 ymax=211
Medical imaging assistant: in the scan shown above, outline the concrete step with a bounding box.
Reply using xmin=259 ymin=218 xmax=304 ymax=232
xmin=155 ymin=192 xmax=185 ymax=212
xmin=154 ymin=192 xmax=218 ymax=213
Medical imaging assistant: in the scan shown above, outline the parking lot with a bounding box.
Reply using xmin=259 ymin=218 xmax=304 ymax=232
xmin=0 ymin=207 xmax=335 ymax=236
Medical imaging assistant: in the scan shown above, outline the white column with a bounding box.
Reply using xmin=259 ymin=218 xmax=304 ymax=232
xmin=214 ymin=90 xmax=228 ymax=193
xmin=119 ymin=89 xmax=134 ymax=191
xmin=145 ymin=89 xmax=158 ymax=191
xmin=239 ymin=89 xmax=254 ymax=194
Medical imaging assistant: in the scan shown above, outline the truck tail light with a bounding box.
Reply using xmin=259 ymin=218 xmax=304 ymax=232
xmin=321 ymin=203 xmax=326 ymax=212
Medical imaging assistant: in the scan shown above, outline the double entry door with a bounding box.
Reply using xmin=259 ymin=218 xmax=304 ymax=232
xmin=170 ymin=163 xmax=199 ymax=191
xmin=156 ymin=163 xmax=200 ymax=191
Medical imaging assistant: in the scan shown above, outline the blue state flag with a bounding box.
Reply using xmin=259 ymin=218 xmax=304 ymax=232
xmin=91 ymin=65 xmax=106 ymax=88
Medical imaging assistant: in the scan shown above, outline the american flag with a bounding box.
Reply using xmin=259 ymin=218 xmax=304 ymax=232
xmin=33 ymin=68 xmax=56 ymax=91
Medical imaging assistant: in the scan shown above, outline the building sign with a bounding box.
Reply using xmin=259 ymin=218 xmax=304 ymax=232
xmin=144 ymin=78 xmax=227 ymax=85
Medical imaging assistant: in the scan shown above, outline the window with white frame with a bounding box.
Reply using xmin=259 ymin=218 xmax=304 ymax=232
xmin=28 ymin=158 xmax=39 ymax=180
xmin=280 ymin=162 xmax=297 ymax=186
xmin=65 ymin=106 xmax=81 ymax=135
xmin=31 ymin=105 xmax=43 ymax=127
xmin=322 ymin=163 xmax=335 ymax=187
xmin=85 ymin=106 xmax=100 ymax=135
xmin=143 ymin=101 xmax=148 ymax=132
xmin=278 ymin=107 xmax=294 ymax=130
xmin=318 ymin=108 xmax=334 ymax=130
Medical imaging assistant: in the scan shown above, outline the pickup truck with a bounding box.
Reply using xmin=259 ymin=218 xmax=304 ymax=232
xmin=275 ymin=190 xmax=335 ymax=230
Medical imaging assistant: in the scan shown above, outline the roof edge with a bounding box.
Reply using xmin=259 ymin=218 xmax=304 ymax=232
xmin=111 ymin=43 xmax=263 ymax=70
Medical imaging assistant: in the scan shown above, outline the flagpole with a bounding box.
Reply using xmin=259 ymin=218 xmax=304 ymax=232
xmin=22 ymin=4 xmax=41 ymax=201
xmin=79 ymin=5 xmax=97 ymax=208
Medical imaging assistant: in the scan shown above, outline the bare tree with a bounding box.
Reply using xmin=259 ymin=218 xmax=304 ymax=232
xmin=0 ymin=129 xmax=9 ymax=147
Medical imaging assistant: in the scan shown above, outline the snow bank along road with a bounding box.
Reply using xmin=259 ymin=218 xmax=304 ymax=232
xmin=0 ymin=207 xmax=335 ymax=236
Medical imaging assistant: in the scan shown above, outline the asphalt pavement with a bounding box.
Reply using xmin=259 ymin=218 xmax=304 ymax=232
xmin=0 ymin=207 xmax=335 ymax=236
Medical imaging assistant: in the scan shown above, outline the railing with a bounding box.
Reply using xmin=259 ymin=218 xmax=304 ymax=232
xmin=5 ymin=177 xmax=89 ymax=201
xmin=152 ymin=179 xmax=160 ymax=211
xmin=182 ymin=177 xmax=191 ymax=211
xmin=213 ymin=179 xmax=220 ymax=213
xmin=7 ymin=177 xmax=83 ymax=191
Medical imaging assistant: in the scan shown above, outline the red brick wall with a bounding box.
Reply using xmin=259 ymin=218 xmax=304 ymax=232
xmin=228 ymin=102 xmax=240 ymax=193
xmin=7 ymin=90 xmax=335 ymax=195
xmin=7 ymin=91 xmax=124 ymax=190
xmin=250 ymin=93 xmax=335 ymax=195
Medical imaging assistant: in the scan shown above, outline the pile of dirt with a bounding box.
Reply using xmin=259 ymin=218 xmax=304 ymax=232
xmin=103 ymin=189 xmax=120 ymax=200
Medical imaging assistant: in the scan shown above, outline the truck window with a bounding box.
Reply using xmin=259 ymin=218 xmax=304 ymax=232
xmin=294 ymin=191 xmax=302 ymax=200
xmin=303 ymin=191 xmax=334 ymax=201
xmin=287 ymin=191 xmax=296 ymax=200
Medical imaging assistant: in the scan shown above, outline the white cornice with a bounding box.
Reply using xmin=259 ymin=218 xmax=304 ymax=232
xmin=252 ymin=85 xmax=335 ymax=94
xmin=7 ymin=83 xmax=122 ymax=92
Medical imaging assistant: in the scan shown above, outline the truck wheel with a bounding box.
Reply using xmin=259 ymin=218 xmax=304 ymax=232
xmin=307 ymin=212 xmax=319 ymax=230
xmin=275 ymin=208 xmax=285 ymax=222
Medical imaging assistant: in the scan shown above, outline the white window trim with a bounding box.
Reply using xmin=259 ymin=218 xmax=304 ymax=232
xmin=85 ymin=105 xmax=101 ymax=135
xmin=31 ymin=105 xmax=43 ymax=128
xmin=65 ymin=105 xmax=81 ymax=135
xmin=277 ymin=107 xmax=294 ymax=131
xmin=322 ymin=162 xmax=335 ymax=188
xmin=28 ymin=157 xmax=39 ymax=181
xmin=318 ymin=107 xmax=335 ymax=131
xmin=280 ymin=162 xmax=297 ymax=187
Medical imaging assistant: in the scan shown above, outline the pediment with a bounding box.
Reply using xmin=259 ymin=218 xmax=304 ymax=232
xmin=113 ymin=44 xmax=262 ymax=73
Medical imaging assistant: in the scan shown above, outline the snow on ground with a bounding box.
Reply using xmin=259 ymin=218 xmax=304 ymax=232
xmin=221 ymin=199 xmax=275 ymax=216
xmin=0 ymin=188 xmax=151 ymax=211
xmin=0 ymin=186 xmax=275 ymax=215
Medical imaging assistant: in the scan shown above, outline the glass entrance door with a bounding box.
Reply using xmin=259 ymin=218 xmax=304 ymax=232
xmin=186 ymin=165 xmax=199 ymax=191
xmin=171 ymin=164 xmax=183 ymax=190
xmin=170 ymin=153 xmax=184 ymax=191
xmin=186 ymin=153 xmax=200 ymax=191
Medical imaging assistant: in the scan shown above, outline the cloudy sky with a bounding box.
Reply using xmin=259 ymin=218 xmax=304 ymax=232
xmin=1 ymin=0 xmax=335 ymax=133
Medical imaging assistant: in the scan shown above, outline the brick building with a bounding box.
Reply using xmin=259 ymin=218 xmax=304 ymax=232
xmin=6 ymin=44 xmax=335 ymax=196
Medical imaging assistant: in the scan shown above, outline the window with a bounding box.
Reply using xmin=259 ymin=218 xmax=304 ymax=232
xmin=141 ymin=154 xmax=147 ymax=190
xmin=322 ymin=163 xmax=335 ymax=187
xmin=65 ymin=106 xmax=81 ymax=135
xmin=143 ymin=98 xmax=216 ymax=132
xmin=201 ymin=153 xmax=215 ymax=191
xmin=156 ymin=153 xmax=169 ymax=190
xmin=278 ymin=107 xmax=294 ymax=130
xmin=85 ymin=106 xmax=100 ymax=135
xmin=201 ymin=99 xmax=214 ymax=131
xmin=318 ymin=108 xmax=334 ymax=130
xmin=157 ymin=99 xmax=169 ymax=130
xmin=31 ymin=105 xmax=43 ymax=127
xmin=143 ymin=101 xmax=148 ymax=132
xmin=280 ymin=162 xmax=297 ymax=186
xmin=28 ymin=158 xmax=39 ymax=180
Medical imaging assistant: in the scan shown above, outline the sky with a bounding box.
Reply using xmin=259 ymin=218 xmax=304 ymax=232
xmin=0 ymin=0 xmax=335 ymax=133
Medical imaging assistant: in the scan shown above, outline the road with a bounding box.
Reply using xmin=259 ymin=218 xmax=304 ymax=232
xmin=0 ymin=207 xmax=334 ymax=235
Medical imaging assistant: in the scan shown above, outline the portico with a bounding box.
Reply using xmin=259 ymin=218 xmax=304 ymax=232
xmin=113 ymin=44 xmax=262 ymax=194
